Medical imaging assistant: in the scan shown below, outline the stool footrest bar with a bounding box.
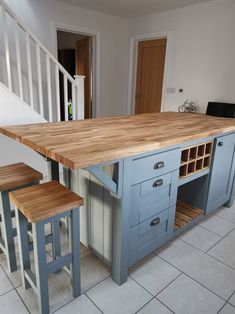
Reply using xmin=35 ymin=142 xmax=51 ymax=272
xmin=47 ymin=254 xmax=72 ymax=274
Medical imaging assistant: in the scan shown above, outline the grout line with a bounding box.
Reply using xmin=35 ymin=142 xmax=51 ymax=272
xmin=84 ymin=274 xmax=112 ymax=294
xmin=215 ymin=213 xmax=235 ymax=224
xmin=85 ymin=292 xmax=104 ymax=314
xmin=205 ymin=227 xmax=235 ymax=253
xmin=199 ymin=223 xmax=235 ymax=238
xmin=155 ymin=273 xmax=182 ymax=297
xmin=178 ymin=236 xmax=221 ymax=255
xmin=217 ymin=301 xmax=235 ymax=314
xmin=0 ymin=264 xmax=16 ymax=291
xmin=134 ymin=297 xmax=155 ymax=314
xmin=128 ymin=275 xmax=155 ymax=297
xmin=154 ymin=296 xmax=176 ymax=314
xmin=155 ymin=254 xmax=228 ymax=302
xmin=172 ymin=236 xmax=235 ymax=272
xmin=14 ymin=287 xmax=31 ymax=314
xmin=0 ymin=287 xmax=15 ymax=298
xmin=205 ymin=251 xmax=235 ymax=271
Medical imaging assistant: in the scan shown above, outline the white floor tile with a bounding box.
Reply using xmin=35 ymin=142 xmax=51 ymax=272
xmin=215 ymin=206 xmax=235 ymax=224
xmin=130 ymin=254 xmax=180 ymax=295
xmin=1 ymin=256 xmax=22 ymax=288
xmin=219 ymin=303 xmax=235 ymax=314
xmin=229 ymin=292 xmax=235 ymax=307
xmin=86 ymin=276 xmax=152 ymax=314
xmin=137 ymin=298 xmax=173 ymax=314
xmin=0 ymin=265 xmax=14 ymax=296
xmin=179 ymin=225 xmax=221 ymax=252
xmin=56 ymin=294 xmax=101 ymax=314
xmin=157 ymin=239 xmax=235 ymax=299
xmin=207 ymin=229 xmax=235 ymax=269
xmin=199 ymin=214 xmax=235 ymax=237
xmin=0 ymin=290 xmax=28 ymax=314
xmin=17 ymin=269 xmax=73 ymax=314
xmin=81 ymin=252 xmax=111 ymax=292
xmin=157 ymin=274 xmax=224 ymax=314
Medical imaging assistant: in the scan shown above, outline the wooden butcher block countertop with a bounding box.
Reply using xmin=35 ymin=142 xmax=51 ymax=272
xmin=1 ymin=112 xmax=235 ymax=170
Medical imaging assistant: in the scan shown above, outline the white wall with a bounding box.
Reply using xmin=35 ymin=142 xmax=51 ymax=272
xmin=0 ymin=83 xmax=48 ymax=175
xmin=129 ymin=0 xmax=235 ymax=113
xmin=5 ymin=0 xmax=129 ymax=117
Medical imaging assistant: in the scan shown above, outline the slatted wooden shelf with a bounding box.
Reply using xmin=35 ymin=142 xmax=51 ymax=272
xmin=179 ymin=141 xmax=213 ymax=179
xmin=174 ymin=200 xmax=204 ymax=230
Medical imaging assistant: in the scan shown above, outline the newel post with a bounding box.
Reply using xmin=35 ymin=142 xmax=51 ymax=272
xmin=74 ymin=75 xmax=85 ymax=120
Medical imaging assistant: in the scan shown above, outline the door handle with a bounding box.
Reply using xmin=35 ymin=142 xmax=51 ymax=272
xmin=154 ymin=161 xmax=164 ymax=170
xmin=218 ymin=141 xmax=223 ymax=147
xmin=152 ymin=179 xmax=163 ymax=188
xmin=150 ymin=217 xmax=160 ymax=226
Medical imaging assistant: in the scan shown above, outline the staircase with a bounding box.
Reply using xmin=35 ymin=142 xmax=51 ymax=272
xmin=0 ymin=0 xmax=85 ymax=123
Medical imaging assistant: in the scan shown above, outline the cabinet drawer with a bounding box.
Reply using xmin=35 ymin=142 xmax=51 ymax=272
xmin=128 ymin=209 xmax=168 ymax=266
xmin=138 ymin=209 xmax=168 ymax=247
xmin=130 ymin=173 xmax=174 ymax=227
xmin=131 ymin=149 xmax=180 ymax=184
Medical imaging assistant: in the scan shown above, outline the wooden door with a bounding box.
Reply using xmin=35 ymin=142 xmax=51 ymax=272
xmin=135 ymin=38 xmax=167 ymax=114
xmin=76 ymin=37 xmax=92 ymax=119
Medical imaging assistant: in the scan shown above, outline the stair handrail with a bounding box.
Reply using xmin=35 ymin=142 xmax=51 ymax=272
xmin=0 ymin=0 xmax=85 ymax=121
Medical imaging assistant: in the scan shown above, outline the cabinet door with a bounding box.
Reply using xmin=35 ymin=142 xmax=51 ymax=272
xmin=206 ymin=134 xmax=235 ymax=213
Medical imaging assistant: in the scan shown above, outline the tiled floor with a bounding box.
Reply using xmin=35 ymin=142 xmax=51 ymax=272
xmin=0 ymin=204 xmax=235 ymax=314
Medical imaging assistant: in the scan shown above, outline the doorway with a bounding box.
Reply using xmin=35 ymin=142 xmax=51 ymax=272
xmin=57 ymin=30 xmax=94 ymax=119
xmin=135 ymin=38 xmax=167 ymax=114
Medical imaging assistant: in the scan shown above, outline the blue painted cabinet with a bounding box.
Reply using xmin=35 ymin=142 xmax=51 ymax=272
xmin=206 ymin=133 xmax=235 ymax=213
xmin=128 ymin=149 xmax=180 ymax=266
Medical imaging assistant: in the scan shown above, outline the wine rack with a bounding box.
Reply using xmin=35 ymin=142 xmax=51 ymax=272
xmin=179 ymin=141 xmax=213 ymax=179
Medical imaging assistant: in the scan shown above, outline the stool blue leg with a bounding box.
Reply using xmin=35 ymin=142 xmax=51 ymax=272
xmin=32 ymin=221 xmax=49 ymax=314
xmin=70 ymin=208 xmax=81 ymax=297
xmin=1 ymin=191 xmax=17 ymax=272
xmin=52 ymin=219 xmax=61 ymax=273
xmin=15 ymin=208 xmax=31 ymax=289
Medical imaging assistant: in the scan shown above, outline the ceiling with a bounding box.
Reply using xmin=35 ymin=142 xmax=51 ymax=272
xmin=56 ymin=0 xmax=213 ymax=19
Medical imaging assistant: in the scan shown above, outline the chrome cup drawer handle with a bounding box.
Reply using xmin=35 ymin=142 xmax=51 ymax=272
xmin=154 ymin=161 xmax=165 ymax=170
xmin=150 ymin=217 xmax=160 ymax=226
xmin=152 ymin=179 xmax=163 ymax=188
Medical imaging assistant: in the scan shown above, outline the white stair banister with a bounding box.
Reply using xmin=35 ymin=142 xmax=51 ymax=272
xmin=55 ymin=65 xmax=61 ymax=121
xmin=64 ymin=74 xmax=68 ymax=121
xmin=74 ymin=75 xmax=85 ymax=120
xmin=1 ymin=5 xmax=12 ymax=91
xmin=36 ymin=43 xmax=44 ymax=117
xmin=0 ymin=0 xmax=85 ymax=122
xmin=14 ymin=20 xmax=23 ymax=100
xmin=25 ymin=32 xmax=34 ymax=109
xmin=46 ymin=54 xmax=53 ymax=122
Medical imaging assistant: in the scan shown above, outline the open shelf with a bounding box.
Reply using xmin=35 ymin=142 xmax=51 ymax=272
xmin=179 ymin=141 xmax=213 ymax=179
xmin=174 ymin=200 xmax=204 ymax=231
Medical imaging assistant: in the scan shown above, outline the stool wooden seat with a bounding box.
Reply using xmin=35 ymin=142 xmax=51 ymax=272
xmin=9 ymin=181 xmax=84 ymax=314
xmin=0 ymin=162 xmax=43 ymax=192
xmin=0 ymin=162 xmax=42 ymax=273
xmin=10 ymin=180 xmax=84 ymax=222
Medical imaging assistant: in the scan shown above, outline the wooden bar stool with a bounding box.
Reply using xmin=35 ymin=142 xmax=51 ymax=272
xmin=9 ymin=181 xmax=84 ymax=314
xmin=0 ymin=162 xmax=43 ymax=273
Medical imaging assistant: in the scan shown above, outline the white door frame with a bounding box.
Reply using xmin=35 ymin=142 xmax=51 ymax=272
xmin=52 ymin=23 xmax=101 ymax=118
xmin=127 ymin=31 xmax=172 ymax=114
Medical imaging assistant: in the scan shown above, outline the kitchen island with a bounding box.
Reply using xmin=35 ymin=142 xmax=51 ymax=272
xmin=1 ymin=112 xmax=235 ymax=285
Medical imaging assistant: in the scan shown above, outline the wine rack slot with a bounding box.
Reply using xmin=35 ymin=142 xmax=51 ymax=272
xmin=179 ymin=141 xmax=213 ymax=179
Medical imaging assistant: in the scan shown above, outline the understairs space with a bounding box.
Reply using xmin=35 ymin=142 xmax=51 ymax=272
xmin=0 ymin=204 xmax=235 ymax=313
